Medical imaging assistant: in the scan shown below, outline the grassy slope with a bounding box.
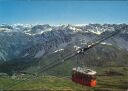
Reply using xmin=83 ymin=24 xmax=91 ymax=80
xmin=0 ymin=67 xmax=128 ymax=91
xmin=0 ymin=45 xmax=128 ymax=91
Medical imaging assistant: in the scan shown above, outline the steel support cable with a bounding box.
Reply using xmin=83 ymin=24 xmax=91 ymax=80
xmin=76 ymin=53 xmax=79 ymax=68
xmin=4 ymin=27 xmax=124 ymax=90
xmin=79 ymin=30 xmax=120 ymax=53
xmin=4 ymin=52 xmax=77 ymax=90
xmin=92 ymin=48 xmax=97 ymax=68
xmin=38 ymin=53 xmax=78 ymax=73
xmin=37 ymin=51 xmax=76 ymax=73
xmin=33 ymin=28 xmax=122 ymax=74
xmin=81 ymin=52 xmax=85 ymax=67
xmin=37 ymin=45 xmax=75 ymax=67
xmin=78 ymin=53 xmax=82 ymax=67
xmin=38 ymin=27 xmax=127 ymax=74
xmin=5 ymin=52 xmax=73 ymax=89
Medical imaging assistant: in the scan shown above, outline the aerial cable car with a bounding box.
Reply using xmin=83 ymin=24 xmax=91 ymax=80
xmin=71 ymin=51 xmax=97 ymax=87
xmin=72 ymin=67 xmax=96 ymax=87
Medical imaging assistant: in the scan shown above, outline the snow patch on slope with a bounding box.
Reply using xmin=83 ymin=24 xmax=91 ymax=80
xmin=101 ymin=42 xmax=112 ymax=45
xmin=23 ymin=53 xmax=29 ymax=57
xmin=34 ymin=49 xmax=45 ymax=58
xmin=54 ymin=49 xmax=64 ymax=53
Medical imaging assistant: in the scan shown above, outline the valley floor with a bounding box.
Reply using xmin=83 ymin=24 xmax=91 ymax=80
xmin=0 ymin=67 xmax=128 ymax=91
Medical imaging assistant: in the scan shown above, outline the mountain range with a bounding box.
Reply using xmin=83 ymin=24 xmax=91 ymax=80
xmin=0 ymin=23 xmax=128 ymax=75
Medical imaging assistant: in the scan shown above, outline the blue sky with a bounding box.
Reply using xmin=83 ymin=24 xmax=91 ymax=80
xmin=0 ymin=0 xmax=128 ymax=25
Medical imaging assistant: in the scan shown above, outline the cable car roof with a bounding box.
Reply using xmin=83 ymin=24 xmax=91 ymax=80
xmin=73 ymin=67 xmax=96 ymax=75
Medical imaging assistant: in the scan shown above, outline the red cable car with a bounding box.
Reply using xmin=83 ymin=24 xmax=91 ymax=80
xmin=72 ymin=67 xmax=96 ymax=87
